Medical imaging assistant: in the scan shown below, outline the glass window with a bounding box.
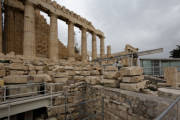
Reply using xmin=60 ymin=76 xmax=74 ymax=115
xmin=170 ymin=61 xmax=180 ymax=67
xmin=152 ymin=60 xmax=160 ymax=76
xmin=142 ymin=60 xmax=152 ymax=75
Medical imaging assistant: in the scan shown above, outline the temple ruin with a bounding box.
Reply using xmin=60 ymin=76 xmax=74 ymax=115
xmin=0 ymin=0 xmax=180 ymax=120
xmin=2 ymin=0 xmax=105 ymax=61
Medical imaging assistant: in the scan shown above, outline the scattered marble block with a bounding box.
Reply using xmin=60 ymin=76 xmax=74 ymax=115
xmin=122 ymin=75 xmax=144 ymax=83
xmin=120 ymin=81 xmax=147 ymax=92
xmin=120 ymin=66 xmax=143 ymax=76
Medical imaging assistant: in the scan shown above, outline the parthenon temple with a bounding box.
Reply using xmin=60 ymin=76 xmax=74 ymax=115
xmin=1 ymin=0 xmax=106 ymax=61
xmin=0 ymin=0 xmax=180 ymax=120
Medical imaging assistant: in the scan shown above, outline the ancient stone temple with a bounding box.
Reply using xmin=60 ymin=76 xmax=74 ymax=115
xmin=0 ymin=0 xmax=178 ymax=120
xmin=2 ymin=0 xmax=105 ymax=62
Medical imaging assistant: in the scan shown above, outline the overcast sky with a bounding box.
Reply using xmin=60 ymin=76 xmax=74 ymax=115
xmin=42 ymin=0 xmax=180 ymax=58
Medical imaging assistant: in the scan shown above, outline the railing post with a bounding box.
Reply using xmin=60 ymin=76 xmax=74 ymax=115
xmin=177 ymin=102 xmax=179 ymax=120
xmin=64 ymin=91 xmax=68 ymax=120
xmin=50 ymin=84 xmax=53 ymax=107
xmin=101 ymin=96 xmax=104 ymax=120
xmin=3 ymin=86 xmax=6 ymax=101
xmin=44 ymin=82 xmax=47 ymax=95
xmin=8 ymin=103 xmax=10 ymax=120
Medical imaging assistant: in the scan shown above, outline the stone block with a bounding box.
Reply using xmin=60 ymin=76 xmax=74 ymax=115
xmin=158 ymin=88 xmax=180 ymax=99
xmin=46 ymin=83 xmax=64 ymax=93
xmin=121 ymin=57 xmax=130 ymax=67
xmin=0 ymin=79 xmax=4 ymax=87
xmin=74 ymin=67 xmax=82 ymax=71
xmin=9 ymin=70 xmax=24 ymax=75
xmin=164 ymin=67 xmax=178 ymax=87
xmin=104 ymin=66 xmax=118 ymax=71
xmin=37 ymin=71 xmax=44 ymax=74
xmin=122 ymin=75 xmax=144 ymax=83
xmin=35 ymin=66 xmax=44 ymax=71
xmin=4 ymin=74 xmax=51 ymax=84
xmin=86 ymin=76 xmax=101 ymax=85
xmin=29 ymin=70 xmax=36 ymax=75
xmin=120 ymin=81 xmax=147 ymax=92
xmin=54 ymin=96 xmax=65 ymax=105
xmin=6 ymin=63 xmax=28 ymax=71
xmin=73 ymin=76 xmax=85 ymax=81
xmin=64 ymin=66 xmax=74 ymax=70
xmin=32 ymin=74 xmax=52 ymax=83
xmin=0 ymin=70 xmax=6 ymax=77
xmin=0 ymin=63 xmax=5 ymax=70
xmin=54 ymin=78 xmax=68 ymax=83
xmin=81 ymin=71 xmax=90 ymax=76
xmin=54 ymin=72 xmax=68 ymax=78
xmin=100 ymin=79 xmax=119 ymax=88
xmin=68 ymin=71 xmax=75 ymax=76
xmin=48 ymin=107 xmax=65 ymax=117
xmin=120 ymin=66 xmax=143 ymax=76
xmin=90 ymin=70 xmax=100 ymax=76
xmin=103 ymin=72 xmax=117 ymax=79
xmin=4 ymin=75 xmax=28 ymax=84
xmin=7 ymin=84 xmax=39 ymax=98
xmin=74 ymin=71 xmax=81 ymax=75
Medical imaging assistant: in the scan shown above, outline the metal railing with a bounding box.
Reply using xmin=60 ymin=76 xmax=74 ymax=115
xmin=155 ymin=96 xmax=180 ymax=120
xmin=0 ymin=83 xmax=105 ymax=120
xmin=0 ymin=82 xmax=65 ymax=103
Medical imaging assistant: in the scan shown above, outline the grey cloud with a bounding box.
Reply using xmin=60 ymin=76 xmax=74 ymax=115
xmin=51 ymin=0 xmax=180 ymax=58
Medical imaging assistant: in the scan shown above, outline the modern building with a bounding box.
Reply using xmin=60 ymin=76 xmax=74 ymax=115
xmin=140 ymin=58 xmax=180 ymax=76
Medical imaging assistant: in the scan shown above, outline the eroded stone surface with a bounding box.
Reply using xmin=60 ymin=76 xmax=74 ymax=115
xmin=120 ymin=81 xmax=147 ymax=92
xmin=120 ymin=66 xmax=143 ymax=76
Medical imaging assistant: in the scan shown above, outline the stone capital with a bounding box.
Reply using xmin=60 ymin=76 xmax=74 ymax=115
xmin=91 ymin=31 xmax=97 ymax=37
xmin=49 ymin=13 xmax=58 ymax=18
xmin=25 ymin=0 xmax=34 ymax=6
xmin=66 ymin=20 xmax=74 ymax=25
xmin=99 ymin=35 xmax=105 ymax=39
xmin=80 ymin=26 xmax=87 ymax=31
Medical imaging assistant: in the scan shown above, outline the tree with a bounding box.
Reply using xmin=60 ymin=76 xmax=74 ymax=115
xmin=170 ymin=45 xmax=180 ymax=58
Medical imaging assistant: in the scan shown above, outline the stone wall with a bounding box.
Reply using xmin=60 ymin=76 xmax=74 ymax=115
xmin=89 ymin=86 xmax=173 ymax=120
xmin=0 ymin=54 xmax=176 ymax=120
xmin=35 ymin=10 xmax=49 ymax=58
xmin=0 ymin=54 xmax=102 ymax=119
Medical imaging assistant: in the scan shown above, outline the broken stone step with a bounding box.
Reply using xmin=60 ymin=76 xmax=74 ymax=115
xmin=122 ymin=75 xmax=144 ymax=83
xmin=120 ymin=66 xmax=143 ymax=76
xmin=120 ymin=80 xmax=147 ymax=92
xmin=100 ymin=79 xmax=119 ymax=88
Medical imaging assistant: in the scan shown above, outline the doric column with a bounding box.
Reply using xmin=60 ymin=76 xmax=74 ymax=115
xmin=107 ymin=45 xmax=111 ymax=58
xmin=0 ymin=2 xmax=2 ymax=53
xmin=92 ymin=32 xmax=97 ymax=60
xmin=81 ymin=27 xmax=87 ymax=62
xmin=23 ymin=0 xmax=36 ymax=57
xmin=49 ymin=14 xmax=59 ymax=61
xmin=100 ymin=36 xmax=105 ymax=58
xmin=67 ymin=21 xmax=75 ymax=60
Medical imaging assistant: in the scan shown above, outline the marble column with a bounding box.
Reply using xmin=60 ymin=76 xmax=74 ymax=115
xmin=67 ymin=21 xmax=75 ymax=60
xmin=92 ymin=32 xmax=97 ymax=60
xmin=49 ymin=14 xmax=59 ymax=61
xmin=100 ymin=36 xmax=105 ymax=58
xmin=81 ymin=27 xmax=87 ymax=62
xmin=23 ymin=0 xmax=36 ymax=57
xmin=107 ymin=45 xmax=111 ymax=58
xmin=0 ymin=1 xmax=2 ymax=53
